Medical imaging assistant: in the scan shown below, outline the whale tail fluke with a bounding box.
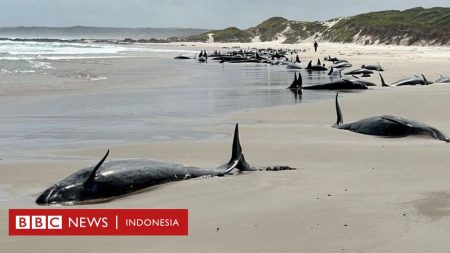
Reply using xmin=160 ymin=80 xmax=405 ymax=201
xmin=333 ymin=93 xmax=343 ymax=127
xmin=288 ymin=73 xmax=298 ymax=89
xmin=379 ymin=73 xmax=389 ymax=87
xmin=288 ymin=73 xmax=302 ymax=89
xmin=328 ymin=66 xmax=333 ymax=75
xmin=298 ymin=72 xmax=303 ymax=88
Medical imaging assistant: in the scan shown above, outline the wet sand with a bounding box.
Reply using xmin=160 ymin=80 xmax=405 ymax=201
xmin=1 ymin=42 xmax=450 ymax=252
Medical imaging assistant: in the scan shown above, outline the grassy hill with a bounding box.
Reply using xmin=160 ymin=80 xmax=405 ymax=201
xmin=172 ymin=7 xmax=449 ymax=46
xmin=322 ymin=7 xmax=450 ymax=45
xmin=248 ymin=17 xmax=289 ymax=41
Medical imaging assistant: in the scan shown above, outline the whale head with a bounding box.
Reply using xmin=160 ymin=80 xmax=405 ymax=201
xmin=35 ymin=182 xmax=85 ymax=205
xmin=36 ymin=150 xmax=110 ymax=205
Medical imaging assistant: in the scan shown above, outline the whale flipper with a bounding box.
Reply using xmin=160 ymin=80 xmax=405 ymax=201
xmin=380 ymin=116 xmax=414 ymax=128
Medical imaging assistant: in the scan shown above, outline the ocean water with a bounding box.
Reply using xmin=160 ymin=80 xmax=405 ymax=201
xmin=0 ymin=39 xmax=196 ymax=74
xmin=0 ymin=40 xmax=340 ymax=162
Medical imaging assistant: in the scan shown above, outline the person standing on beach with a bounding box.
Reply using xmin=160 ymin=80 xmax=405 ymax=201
xmin=313 ymin=41 xmax=318 ymax=52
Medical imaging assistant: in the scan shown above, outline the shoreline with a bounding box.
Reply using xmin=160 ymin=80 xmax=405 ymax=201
xmin=1 ymin=42 xmax=449 ymax=162
xmin=2 ymin=42 xmax=450 ymax=252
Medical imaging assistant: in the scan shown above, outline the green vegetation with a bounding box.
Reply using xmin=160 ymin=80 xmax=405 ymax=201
xmin=210 ymin=27 xmax=253 ymax=42
xmin=323 ymin=7 xmax=450 ymax=45
xmin=284 ymin=21 xmax=326 ymax=43
xmin=177 ymin=7 xmax=450 ymax=46
xmin=177 ymin=27 xmax=253 ymax=43
xmin=249 ymin=17 xmax=289 ymax=41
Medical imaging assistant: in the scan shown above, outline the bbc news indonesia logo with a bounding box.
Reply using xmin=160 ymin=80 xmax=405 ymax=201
xmin=9 ymin=209 xmax=188 ymax=236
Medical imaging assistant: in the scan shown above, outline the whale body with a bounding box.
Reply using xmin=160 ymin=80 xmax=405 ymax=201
xmin=36 ymin=124 xmax=254 ymax=205
xmin=333 ymin=93 xmax=450 ymax=142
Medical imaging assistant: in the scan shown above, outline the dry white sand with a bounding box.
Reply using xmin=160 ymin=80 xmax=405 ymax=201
xmin=1 ymin=42 xmax=450 ymax=252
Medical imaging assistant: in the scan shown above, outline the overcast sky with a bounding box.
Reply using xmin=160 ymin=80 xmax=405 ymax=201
xmin=0 ymin=0 xmax=448 ymax=29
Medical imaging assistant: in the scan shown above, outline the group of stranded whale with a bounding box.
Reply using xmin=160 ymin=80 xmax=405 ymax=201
xmin=37 ymin=107 xmax=450 ymax=206
xmin=289 ymin=68 xmax=438 ymax=90
xmin=35 ymin=49 xmax=450 ymax=206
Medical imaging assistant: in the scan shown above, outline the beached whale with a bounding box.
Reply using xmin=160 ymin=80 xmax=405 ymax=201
xmin=343 ymin=76 xmax=377 ymax=86
xmin=362 ymin=63 xmax=384 ymax=71
xmin=36 ymin=124 xmax=255 ymax=205
xmin=333 ymin=93 xmax=450 ymax=142
xmin=332 ymin=61 xmax=352 ymax=69
xmin=381 ymin=74 xmax=432 ymax=86
xmin=344 ymin=68 xmax=374 ymax=76
xmin=174 ymin=55 xmax=191 ymax=60
xmin=435 ymin=75 xmax=450 ymax=83
xmin=198 ymin=50 xmax=207 ymax=62
xmin=229 ymin=59 xmax=261 ymax=63
xmin=306 ymin=60 xmax=327 ymax=71
xmin=324 ymin=55 xmax=339 ymax=62
xmin=286 ymin=63 xmax=302 ymax=69
xmin=288 ymin=71 xmax=379 ymax=90
xmin=300 ymin=72 xmax=380 ymax=90
xmin=302 ymin=79 xmax=368 ymax=90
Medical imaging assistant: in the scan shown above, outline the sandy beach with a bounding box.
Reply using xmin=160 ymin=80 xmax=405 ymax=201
xmin=1 ymin=41 xmax=450 ymax=252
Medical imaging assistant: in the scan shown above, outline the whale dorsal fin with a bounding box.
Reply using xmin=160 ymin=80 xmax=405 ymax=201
xmin=85 ymin=150 xmax=110 ymax=184
xmin=231 ymin=124 xmax=242 ymax=161
xmin=377 ymin=62 xmax=383 ymax=71
xmin=421 ymin=74 xmax=432 ymax=85
xmin=334 ymin=93 xmax=343 ymax=127
xmin=379 ymin=73 xmax=389 ymax=87
xmin=221 ymin=124 xmax=253 ymax=175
